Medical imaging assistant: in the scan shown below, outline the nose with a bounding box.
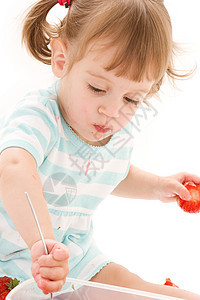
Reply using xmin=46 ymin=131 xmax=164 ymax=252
xmin=98 ymin=101 xmax=120 ymax=118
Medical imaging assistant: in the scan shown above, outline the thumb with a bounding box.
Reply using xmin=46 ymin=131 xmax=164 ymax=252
xmin=52 ymin=244 xmax=69 ymax=261
xmin=175 ymin=183 xmax=192 ymax=201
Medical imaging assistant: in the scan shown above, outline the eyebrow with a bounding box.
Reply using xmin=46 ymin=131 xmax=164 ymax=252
xmin=86 ymin=70 xmax=112 ymax=83
xmin=86 ymin=70 xmax=150 ymax=93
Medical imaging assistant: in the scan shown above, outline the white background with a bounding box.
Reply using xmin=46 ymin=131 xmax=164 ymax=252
xmin=0 ymin=0 xmax=200 ymax=295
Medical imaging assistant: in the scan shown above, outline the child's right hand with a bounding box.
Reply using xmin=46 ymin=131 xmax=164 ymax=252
xmin=31 ymin=239 xmax=70 ymax=295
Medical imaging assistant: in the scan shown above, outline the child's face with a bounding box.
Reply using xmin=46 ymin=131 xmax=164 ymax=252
xmin=58 ymin=47 xmax=154 ymax=146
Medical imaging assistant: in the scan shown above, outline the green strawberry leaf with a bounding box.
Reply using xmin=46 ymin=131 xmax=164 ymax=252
xmin=5 ymin=278 xmax=20 ymax=290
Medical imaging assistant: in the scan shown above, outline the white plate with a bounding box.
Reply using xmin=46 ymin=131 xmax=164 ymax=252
xmin=7 ymin=277 xmax=184 ymax=300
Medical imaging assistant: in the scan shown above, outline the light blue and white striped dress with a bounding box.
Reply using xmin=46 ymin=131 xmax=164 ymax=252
xmin=0 ymin=80 xmax=134 ymax=289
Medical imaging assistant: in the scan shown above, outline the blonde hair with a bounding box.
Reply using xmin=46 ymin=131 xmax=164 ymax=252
xmin=22 ymin=0 xmax=194 ymax=98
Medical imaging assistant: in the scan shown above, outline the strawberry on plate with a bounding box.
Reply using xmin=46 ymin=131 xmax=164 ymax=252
xmin=0 ymin=277 xmax=11 ymax=294
xmin=0 ymin=290 xmax=10 ymax=300
xmin=164 ymin=278 xmax=179 ymax=288
xmin=177 ymin=182 xmax=200 ymax=213
xmin=0 ymin=276 xmax=20 ymax=300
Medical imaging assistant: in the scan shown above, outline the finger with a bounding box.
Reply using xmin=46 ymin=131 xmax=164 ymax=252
xmin=38 ymin=278 xmax=64 ymax=294
xmin=38 ymin=254 xmax=67 ymax=267
xmin=31 ymin=242 xmax=46 ymax=261
xmin=53 ymin=247 xmax=69 ymax=261
xmin=175 ymin=184 xmax=192 ymax=201
xmin=32 ymin=271 xmax=43 ymax=286
xmin=31 ymin=239 xmax=56 ymax=261
xmin=173 ymin=195 xmax=182 ymax=203
xmin=40 ymin=266 xmax=68 ymax=281
xmin=31 ymin=262 xmax=40 ymax=278
xmin=181 ymin=173 xmax=200 ymax=185
xmin=160 ymin=197 xmax=177 ymax=203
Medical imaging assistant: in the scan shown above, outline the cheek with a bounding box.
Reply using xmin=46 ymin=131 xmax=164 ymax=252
xmin=120 ymin=105 xmax=137 ymax=123
xmin=118 ymin=119 xmax=130 ymax=131
xmin=79 ymin=98 xmax=95 ymax=116
xmin=80 ymin=104 xmax=89 ymax=114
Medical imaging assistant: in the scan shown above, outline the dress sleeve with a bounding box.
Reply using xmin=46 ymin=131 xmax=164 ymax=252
xmin=0 ymin=98 xmax=58 ymax=168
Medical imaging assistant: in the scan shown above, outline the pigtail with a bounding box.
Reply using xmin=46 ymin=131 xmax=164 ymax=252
xmin=22 ymin=0 xmax=60 ymax=65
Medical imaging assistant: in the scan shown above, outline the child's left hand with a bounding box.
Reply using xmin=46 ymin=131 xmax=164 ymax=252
xmin=157 ymin=172 xmax=200 ymax=203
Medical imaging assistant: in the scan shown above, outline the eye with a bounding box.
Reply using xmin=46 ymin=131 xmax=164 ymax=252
xmin=87 ymin=84 xmax=106 ymax=94
xmin=124 ymin=97 xmax=140 ymax=106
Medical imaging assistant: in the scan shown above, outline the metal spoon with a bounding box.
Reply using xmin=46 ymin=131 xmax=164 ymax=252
xmin=25 ymin=192 xmax=53 ymax=299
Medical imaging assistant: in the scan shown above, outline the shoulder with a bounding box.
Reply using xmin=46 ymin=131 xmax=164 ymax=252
xmin=14 ymin=81 xmax=60 ymax=125
xmin=19 ymin=81 xmax=59 ymax=111
xmin=1 ymin=81 xmax=62 ymax=142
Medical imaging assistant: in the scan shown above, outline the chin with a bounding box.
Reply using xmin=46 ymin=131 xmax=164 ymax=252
xmin=77 ymin=129 xmax=113 ymax=146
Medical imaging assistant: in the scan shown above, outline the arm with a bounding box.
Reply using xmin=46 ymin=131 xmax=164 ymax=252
xmin=111 ymin=164 xmax=200 ymax=202
xmin=111 ymin=164 xmax=160 ymax=200
xmin=0 ymin=147 xmax=55 ymax=249
xmin=0 ymin=147 xmax=69 ymax=294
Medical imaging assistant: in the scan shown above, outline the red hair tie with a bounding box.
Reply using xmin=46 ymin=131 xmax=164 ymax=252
xmin=58 ymin=0 xmax=71 ymax=7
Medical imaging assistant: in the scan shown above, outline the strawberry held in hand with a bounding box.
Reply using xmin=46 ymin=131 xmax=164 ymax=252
xmin=177 ymin=182 xmax=200 ymax=213
xmin=0 ymin=276 xmax=20 ymax=300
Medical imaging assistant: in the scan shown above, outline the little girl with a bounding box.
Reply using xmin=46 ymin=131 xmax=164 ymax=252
xmin=0 ymin=0 xmax=200 ymax=299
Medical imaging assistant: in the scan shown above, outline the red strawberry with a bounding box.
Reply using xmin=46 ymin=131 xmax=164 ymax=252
xmin=0 ymin=276 xmax=20 ymax=299
xmin=0 ymin=277 xmax=11 ymax=293
xmin=164 ymin=278 xmax=179 ymax=288
xmin=177 ymin=182 xmax=200 ymax=213
xmin=5 ymin=277 xmax=20 ymax=291
xmin=0 ymin=290 xmax=10 ymax=300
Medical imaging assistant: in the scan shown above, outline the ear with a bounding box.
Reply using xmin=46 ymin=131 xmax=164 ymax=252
xmin=50 ymin=38 xmax=68 ymax=78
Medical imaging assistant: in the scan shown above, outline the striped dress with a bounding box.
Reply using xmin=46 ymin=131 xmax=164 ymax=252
xmin=0 ymin=80 xmax=134 ymax=290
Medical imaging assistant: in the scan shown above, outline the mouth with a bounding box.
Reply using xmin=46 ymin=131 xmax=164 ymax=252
xmin=93 ymin=124 xmax=112 ymax=133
